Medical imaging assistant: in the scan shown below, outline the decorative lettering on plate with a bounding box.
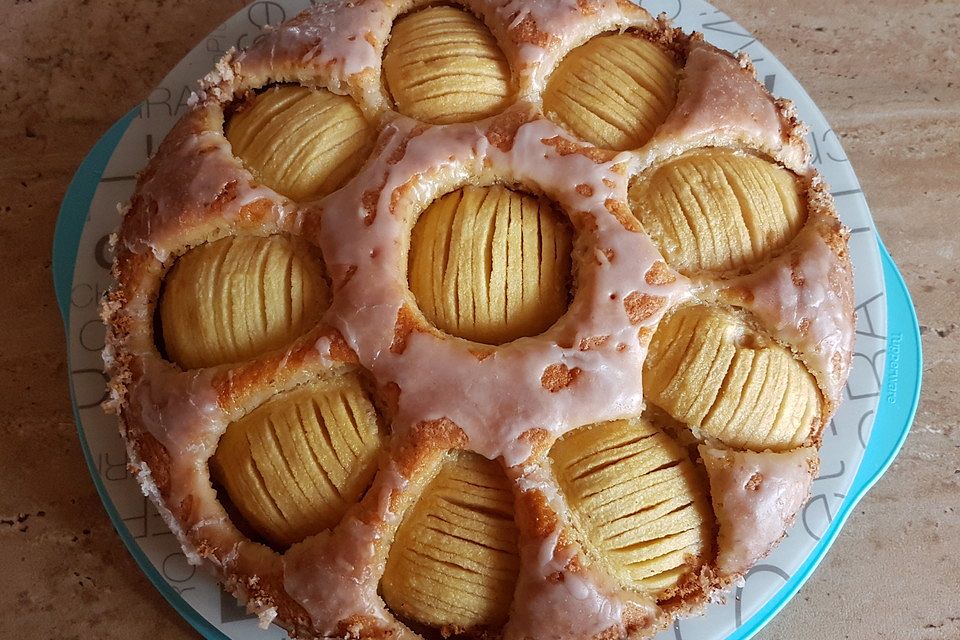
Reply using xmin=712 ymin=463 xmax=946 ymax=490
xmin=71 ymin=368 xmax=109 ymax=409
xmin=801 ymin=492 xmax=845 ymax=542
xmin=734 ymin=564 xmax=790 ymax=627
xmin=855 ymin=292 xmax=886 ymax=340
xmin=98 ymin=450 xmax=131 ymax=482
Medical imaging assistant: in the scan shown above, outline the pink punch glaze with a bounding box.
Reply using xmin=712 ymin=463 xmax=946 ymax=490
xmin=654 ymin=43 xmax=807 ymax=170
xmin=121 ymin=111 xmax=294 ymax=262
xmin=489 ymin=0 xmax=652 ymax=97
xmin=283 ymin=463 xmax=412 ymax=637
xmin=128 ymin=363 xmax=225 ymax=459
xmin=507 ymin=532 xmax=632 ymax=640
xmin=700 ymin=446 xmax=817 ymax=576
xmin=723 ymin=225 xmax=855 ymax=403
xmin=125 ymin=361 xmax=244 ymax=567
xmin=506 ymin=465 xmax=655 ymax=639
xmin=237 ymin=0 xmax=390 ymax=90
xmin=316 ymin=113 xmax=690 ymax=466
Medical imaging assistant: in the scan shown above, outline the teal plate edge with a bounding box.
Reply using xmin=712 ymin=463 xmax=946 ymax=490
xmin=726 ymin=235 xmax=921 ymax=640
xmin=52 ymin=114 xmax=922 ymax=640
xmin=54 ymin=109 xmax=232 ymax=640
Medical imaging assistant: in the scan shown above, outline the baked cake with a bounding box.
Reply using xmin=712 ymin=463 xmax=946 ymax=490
xmin=101 ymin=1 xmax=855 ymax=638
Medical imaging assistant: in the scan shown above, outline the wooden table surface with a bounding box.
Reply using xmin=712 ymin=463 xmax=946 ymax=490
xmin=1 ymin=1 xmax=956 ymax=638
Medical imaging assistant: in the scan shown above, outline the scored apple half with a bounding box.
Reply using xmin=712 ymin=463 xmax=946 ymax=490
xmin=383 ymin=5 xmax=513 ymax=124
xmin=160 ymin=235 xmax=328 ymax=370
xmin=551 ymin=418 xmax=713 ymax=598
xmin=630 ymin=149 xmax=805 ymax=274
xmin=381 ymin=451 xmax=520 ymax=631
xmin=643 ymin=305 xmax=820 ymax=451
xmin=408 ymin=185 xmax=572 ymax=345
xmin=543 ymin=32 xmax=680 ymax=151
xmin=226 ymin=85 xmax=374 ymax=201
xmin=211 ymin=375 xmax=383 ymax=548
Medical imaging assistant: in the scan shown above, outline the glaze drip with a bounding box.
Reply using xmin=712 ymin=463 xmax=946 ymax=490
xmin=505 ymin=464 xmax=656 ymax=639
xmin=651 ymin=43 xmax=809 ymax=172
xmin=125 ymin=361 xmax=248 ymax=572
xmin=719 ymin=222 xmax=855 ymax=403
xmin=490 ymin=0 xmax=651 ymax=98
xmin=282 ymin=461 xmax=412 ymax=636
xmin=128 ymin=363 xmax=225 ymax=458
xmin=700 ymin=446 xmax=817 ymax=576
xmin=237 ymin=0 xmax=391 ymax=95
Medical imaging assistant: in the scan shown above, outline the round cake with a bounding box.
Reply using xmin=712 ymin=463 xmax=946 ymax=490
xmin=101 ymin=1 xmax=856 ymax=638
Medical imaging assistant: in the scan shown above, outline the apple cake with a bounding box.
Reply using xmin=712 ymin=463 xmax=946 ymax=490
xmin=102 ymin=1 xmax=855 ymax=638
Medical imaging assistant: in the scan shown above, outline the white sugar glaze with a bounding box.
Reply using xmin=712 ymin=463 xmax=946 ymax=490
xmin=316 ymin=112 xmax=689 ymax=466
xmin=700 ymin=446 xmax=817 ymax=576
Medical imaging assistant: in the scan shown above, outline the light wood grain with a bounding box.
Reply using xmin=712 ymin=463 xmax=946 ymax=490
xmin=0 ymin=1 xmax=955 ymax=638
